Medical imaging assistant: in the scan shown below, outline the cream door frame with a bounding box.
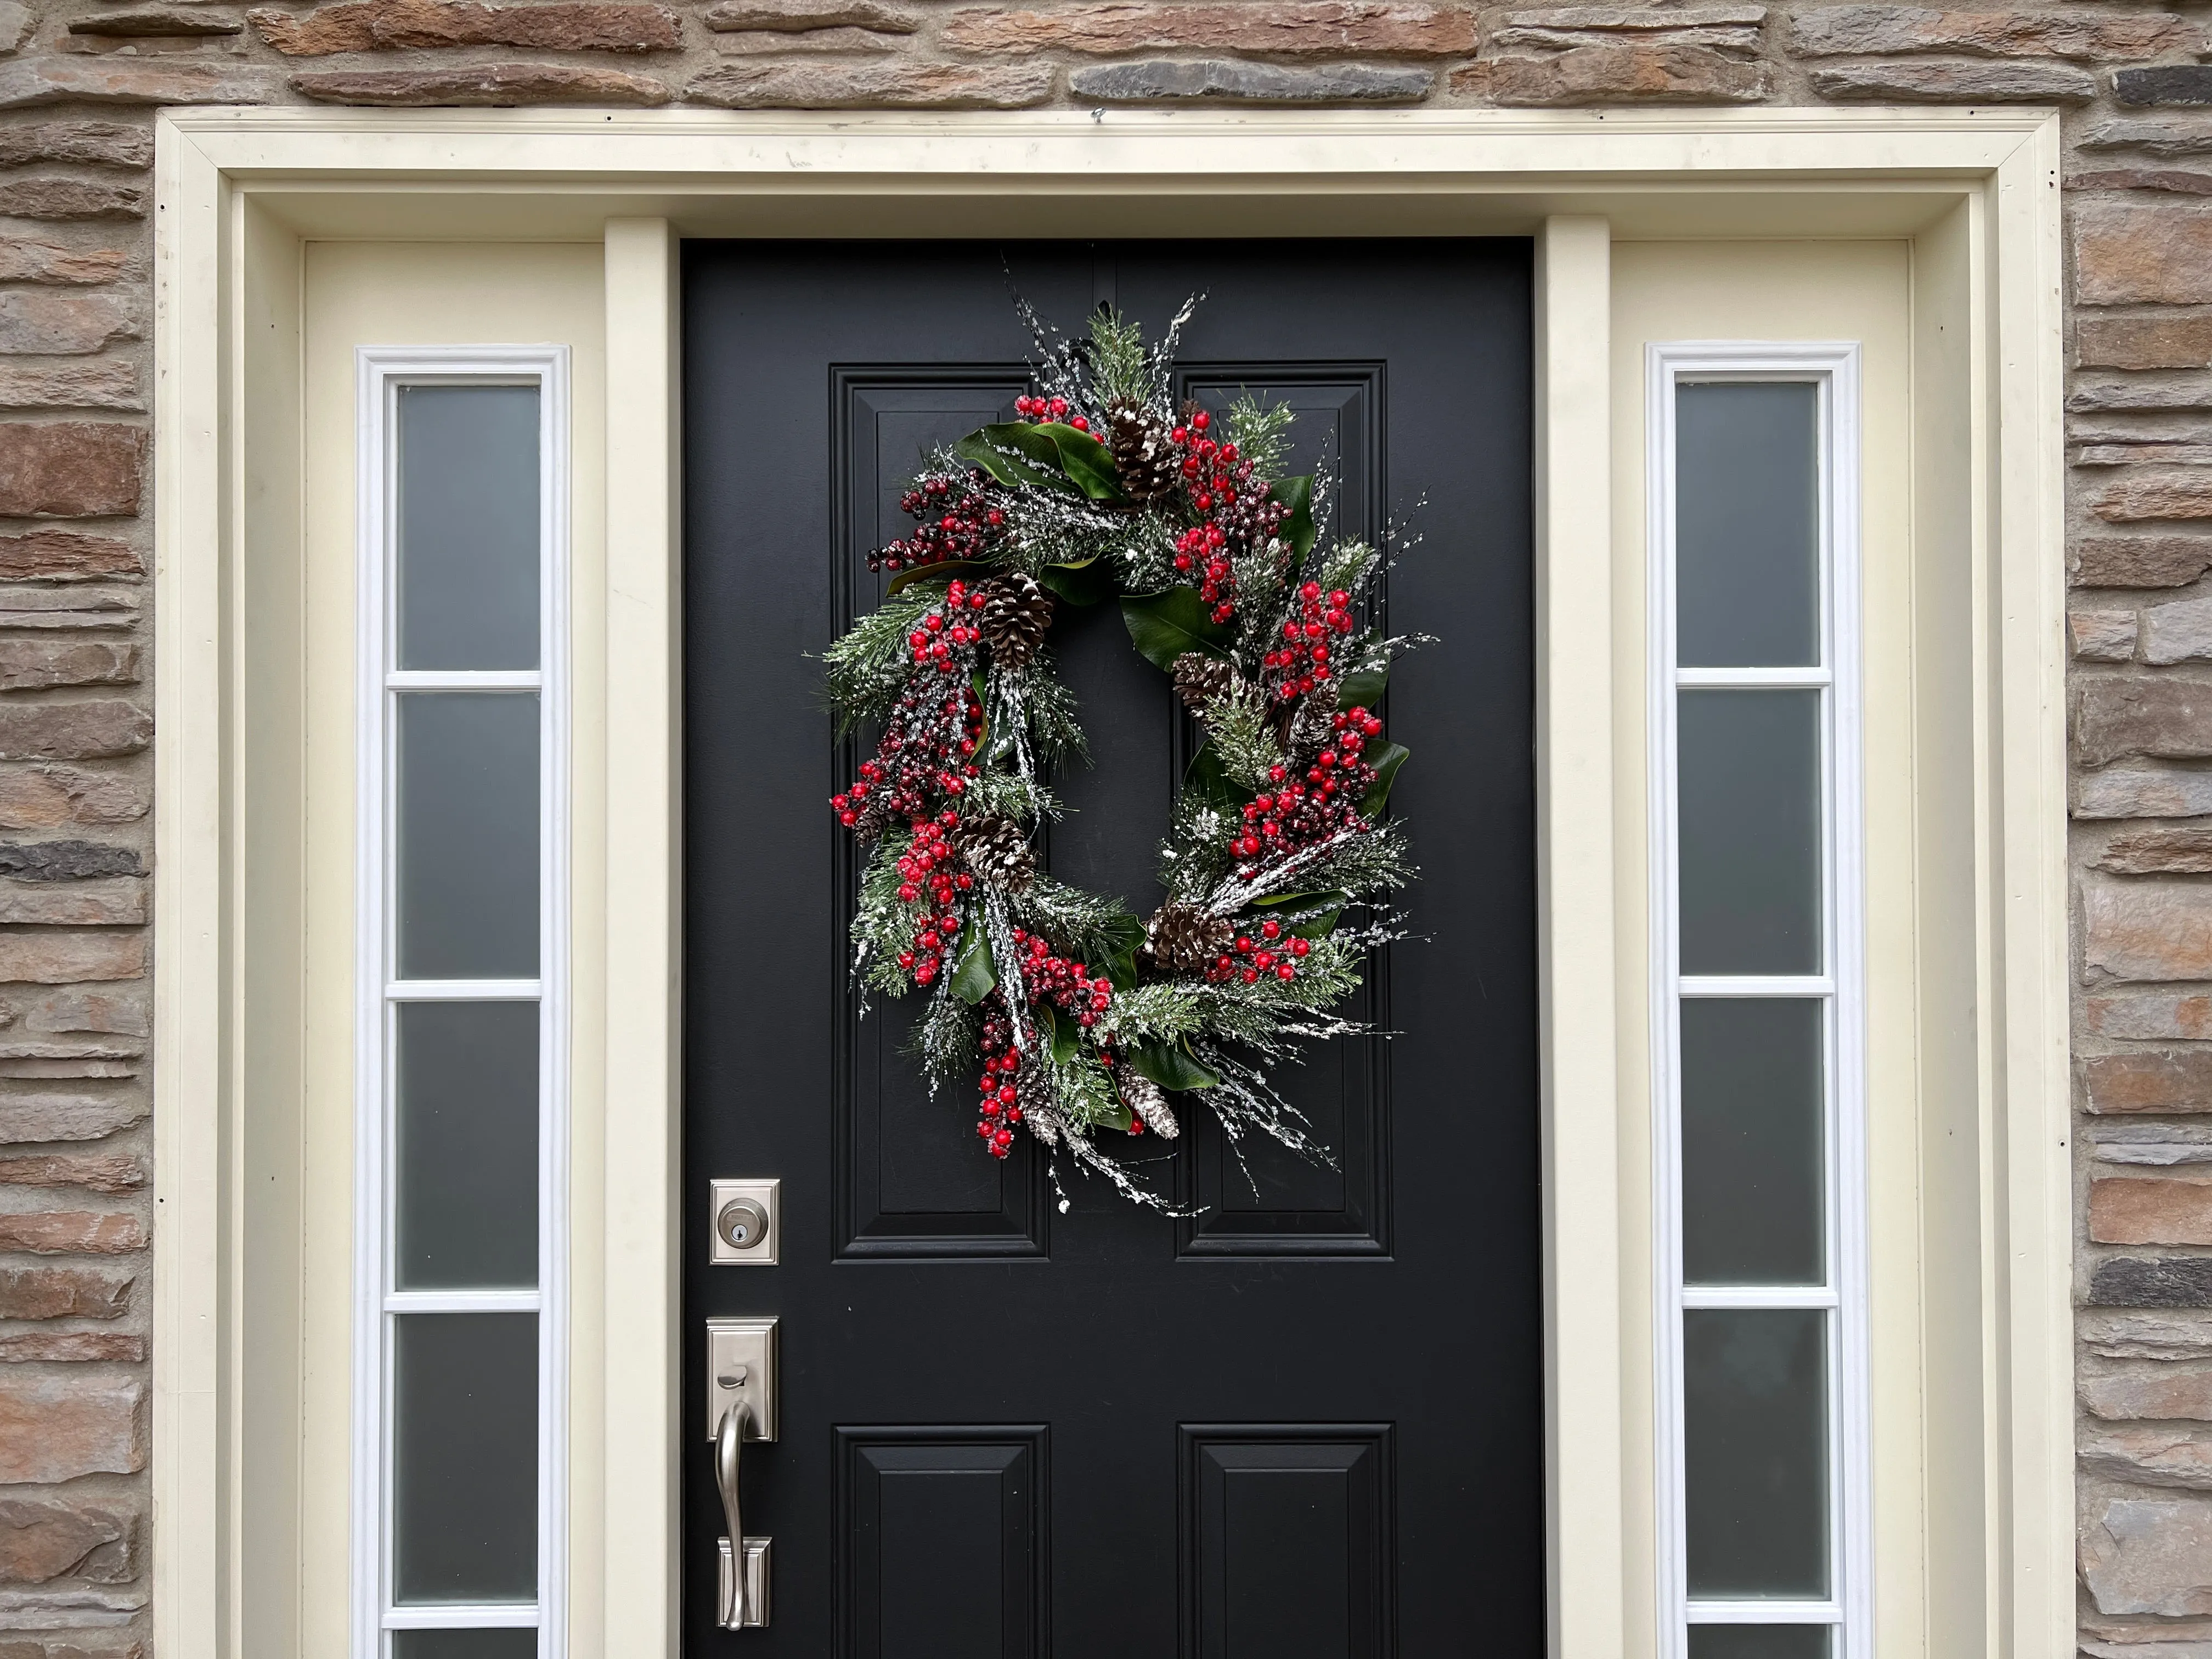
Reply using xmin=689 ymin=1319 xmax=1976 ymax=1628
xmin=151 ymin=108 xmax=2068 ymax=1659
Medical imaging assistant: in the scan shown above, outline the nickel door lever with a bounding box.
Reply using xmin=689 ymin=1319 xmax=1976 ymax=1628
xmin=714 ymin=1402 xmax=770 ymax=1628
xmin=708 ymin=1317 xmax=776 ymax=1629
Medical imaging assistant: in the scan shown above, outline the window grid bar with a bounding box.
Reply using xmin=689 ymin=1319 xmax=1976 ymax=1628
xmin=1679 ymin=974 xmax=1833 ymax=998
xmin=385 ymin=979 xmax=542 ymax=1001
xmin=1649 ymin=343 xmax=1870 ymax=1659
xmin=383 ymin=1289 xmax=541 ymax=1315
xmin=386 ymin=669 xmax=542 ymax=691
xmin=383 ymin=1606 xmax=542 ymax=1630
xmin=1681 ymin=1284 xmax=1838 ymax=1310
xmin=1687 ymin=1602 xmax=1844 ymax=1625
xmin=1675 ymin=665 xmax=1832 ymax=690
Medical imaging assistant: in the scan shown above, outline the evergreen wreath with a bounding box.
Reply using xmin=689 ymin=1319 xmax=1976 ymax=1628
xmin=827 ymin=301 xmax=1419 ymax=1210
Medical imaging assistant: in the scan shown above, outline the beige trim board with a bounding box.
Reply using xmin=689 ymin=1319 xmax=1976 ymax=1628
xmin=151 ymin=108 xmax=2069 ymax=1659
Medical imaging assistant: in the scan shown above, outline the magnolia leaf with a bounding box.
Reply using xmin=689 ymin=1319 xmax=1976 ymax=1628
xmin=1181 ymin=741 xmax=1249 ymax=811
xmin=1359 ymin=742 xmax=1409 ymax=817
xmin=1130 ymin=1038 xmax=1221 ymax=1093
xmin=1289 ymin=903 xmax=1344 ymax=940
xmin=1100 ymin=914 xmax=1146 ymax=989
xmin=884 ymin=558 xmax=991 ymax=597
xmin=1031 ymin=422 xmax=1125 ymax=501
xmin=1036 ymin=1002 xmax=1082 ymax=1065
xmin=951 ymin=921 xmax=997 ymax=1006
xmin=1122 ymin=586 xmax=1233 ymax=672
xmin=1039 ymin=557 xmax=1118 ymax=607
xmin=1274 ymin=475 xmax=1317 ymax=559
xmin=955 ymin=423 xmax=1079 ymax=493
xmin=1337 ymin=661 xmax=1387 ymax=712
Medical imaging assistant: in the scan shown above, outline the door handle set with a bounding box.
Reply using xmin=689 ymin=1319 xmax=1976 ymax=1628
xmin=708 ymin=1314 xmax=777 ymax=1630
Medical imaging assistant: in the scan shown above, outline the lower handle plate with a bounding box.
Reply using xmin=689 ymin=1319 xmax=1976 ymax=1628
xmin=717 ymin=1536 xmax=772 ymax=1629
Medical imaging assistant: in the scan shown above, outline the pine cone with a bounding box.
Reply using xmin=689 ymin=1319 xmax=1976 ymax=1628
xmin=1143 ymin=899 xmax=1234 ymax=974
xmin=1107 ymin=398 xmax=1177 ymax=505
xmin=977 ymin=572 xmax=1054 ymax=670
xmin=1172 ymin=651 xmax=1237 ymax=713
xmin=1120 ymin=1073 xmax=1181 ymax=1139
xmin=951 ymin=812 xmax=1036 ymax=891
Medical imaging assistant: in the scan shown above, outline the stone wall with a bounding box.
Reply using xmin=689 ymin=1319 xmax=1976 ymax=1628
xmin=1 ymin=0 xmax=2207 ymax=1650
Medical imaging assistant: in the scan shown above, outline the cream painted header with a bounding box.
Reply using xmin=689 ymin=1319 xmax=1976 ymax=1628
xmin=153 ymin=109 xmax=2067 ymax=1659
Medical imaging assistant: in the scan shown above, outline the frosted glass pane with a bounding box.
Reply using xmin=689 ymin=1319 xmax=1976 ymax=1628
xmin=393 ymin=1633 xmax=538 ymax=1659
xmin=393 ymin=1312 xmax=537 ymax=1604
xmin=1681 ymin=998 xmax=1824 ymax=1286
xmin=1675 ymin=381 xmax=1820 ymax=669
xmin=1678 ymin=690 xmax=1821 ymax=976
xmin=396 ymin=692 xmax=539 ymax=980
xmin=1689 ymin=1627 xmax=1830 ymax=1659
xmin=1685 ymin=1308 xmax=1829 ymax=1598
xmin=395 ymin=1001 xmax=538 ymax=1290
xmin=397 ymin=385 xmax=540 ymax=672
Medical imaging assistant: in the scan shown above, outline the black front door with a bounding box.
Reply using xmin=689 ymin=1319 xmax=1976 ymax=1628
xmin=682 ymin=240 xmax=1538 ymax=1656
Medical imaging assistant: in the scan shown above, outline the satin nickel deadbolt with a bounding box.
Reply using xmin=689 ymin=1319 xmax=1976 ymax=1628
xmin=709 ymin=1178 xmax=779 ymax=1264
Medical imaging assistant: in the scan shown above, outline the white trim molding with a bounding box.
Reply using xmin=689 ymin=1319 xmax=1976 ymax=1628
xmin=151 ymin=108 xmax=2070 ymax=1659
xmin=351 ymin=347 xmax=573 ymax=1659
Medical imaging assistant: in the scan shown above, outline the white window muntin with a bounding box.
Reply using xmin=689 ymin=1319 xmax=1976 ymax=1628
xmin=1646 ymin=342 xmax=1869 ymax=1659
xmin=352 ymin=346 xmax=571 ymax=1659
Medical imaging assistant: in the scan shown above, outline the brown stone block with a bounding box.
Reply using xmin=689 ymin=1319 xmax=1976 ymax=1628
xmin=250 ymin=0 xmax=681 ymax=54
xmin=2073 ymin=170 xmax=2212 ymax=198
xmin=711 ymin=26 xmax=900 ymax=50
xmin=0 ymin=532 xmax=136 ymax=583
xmin=2087 ymin=991 xmax=2212 ymax=1040
xmin=2075 ymin=675 xmax=2212 ymax=765
xmin=0 ymin=642 xmax=139 ymax=692
xmin=1809 ymin=59 xmax=2095 ymax=100
xmin=2084 ymin=1425 xmax=2212 ymax=1491
xmin=2076 ymin=534 xmax=2212 ymax=586
xmin=2084 ymin=882 xmax=2212 ymax=980
xmin=702 ymin=0 xmax=919 ymax=28
xmin=0 ymin=241 xmax=125 ymax=287
xmin=69 ymin=5 xmax=244 ymax=34
xmin=0 ymin=765 xmax=147 ymax=827
xmin=0 ymin=1264 xmax=131 ymax=1320
xmin=1789 ymin=5 xmax=2198 ymax=60
xmin=1488 ymin=42 xmax=1767 ymax=100
xmin=0 ymin=425 xmax=143 ymax=518
xmin=0 ymin=703 xmax=149 ymax=763
xmin=0 ymin=294 xmax=140 ymax=357
xmin=0 ymin=1374 xmax=140 ymax=1482
xmin=939 ymin=1 xmax=1479 ymax=55
xmin=0 ymin=1211 xmax=142 ymax=1253
xmin=2083 ymin=1496 xmax=2212 ymax=1616
xmin=2085 ymin=1367 xmax=2212 ymax=1421
xmin=2096 ymin=1176 xmax=2212 ymax=1244
xmin=0 ymin=1495 xmax=136 ymax=1585
xmin=0 ymin=365 xmax=139 ymax=413
xmin=0 ymin=1153 xmax=143 ymax=1191
xmin=0 ymin=878 xmax=144 ymax=926
xmin=0 ymin=179 xmax=144 ymax=222
xmin=0 ymin=123 xmax=151 ymax=171
xmin=23 ymin=986 xmax=148 ymax=1037
xmin=0 ymin=930 xmax=143 ymax=984
xmin=2080 ymin=1048 xmax=2212 ymax=1112
xmin=292 ymin=62 xmax=673 ymax=104
xmin=2080 ymin=315 xmax=2212 ymax=372
xmin=1071 ymin=58 xmax=1432 ymax=99
xmin=0 ymin=58 xmax=284 ymax=108
xmin=2099 ymin=470 xmax=2212 ymax=523
xmin=687 ymin=60 xmax=1054 ymax=105
xmin=0 ymin=1331 xmax=140 ymax=1363
xmin=2079 ymin=204 xmax=2212 ymax=307
xmin=2100 ymin=824 xmax=2212 ymax=872
xmin=2074 ymin=608 xmax=2137 ymax=661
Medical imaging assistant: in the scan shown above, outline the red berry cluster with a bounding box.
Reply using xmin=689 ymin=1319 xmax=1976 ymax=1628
xmin=1263 ymin=581 xmax=1358 ymax=706
xmin=873 ymin=473 xmax=1005 ymax=574
xmin=1205 ymin=915 xmax=1316 ymax=985
xmin=966 ymin=934 xmax=1116 ymax=1158
xmin=829 ymin=585 xmax=986 ymax=837
xmin=1224 ymin=704 xmax=1389 ymax=882
xmin=1165 ymin=410 xmax=1287 ymax=625
xmin=1013 ymin=394 xmax=1090 ymax=433
xmin=890 ymin=813 xmax=975 ymax=989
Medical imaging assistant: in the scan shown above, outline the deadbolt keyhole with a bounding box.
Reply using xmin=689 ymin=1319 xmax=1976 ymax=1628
xmin=718 ymin=1197 xmax=769 ymax=1250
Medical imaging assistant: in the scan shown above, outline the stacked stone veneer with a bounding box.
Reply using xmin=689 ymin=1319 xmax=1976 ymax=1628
xmin=0 ymin=0 xmax=2203 ymax=1651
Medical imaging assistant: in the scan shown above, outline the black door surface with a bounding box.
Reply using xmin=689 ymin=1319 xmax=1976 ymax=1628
xmin=682 ymin=240 xmax=1538 ymax=1657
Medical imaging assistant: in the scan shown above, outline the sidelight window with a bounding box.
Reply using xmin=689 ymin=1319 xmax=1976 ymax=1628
xmin=1648 ymin=347 xmax=1868 ymax=1659
xmin=354 ymin=352 xmax=570 ymax=1659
